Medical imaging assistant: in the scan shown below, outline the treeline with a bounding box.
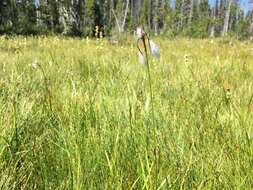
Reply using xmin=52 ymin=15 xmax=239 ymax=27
xmin=0 ymin=0 xmax=253 ymax=39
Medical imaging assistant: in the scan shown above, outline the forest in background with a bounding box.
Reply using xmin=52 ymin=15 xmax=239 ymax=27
xmin=0 ymin=0 xmax=253 ymax=39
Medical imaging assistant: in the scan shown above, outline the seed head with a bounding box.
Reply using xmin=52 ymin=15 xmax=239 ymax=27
xmin=31 ymin=59 xmax=39 ymax=69
xmin=149 ymin=40 xmax=160 ymax=58
xmin=136 ymin=27 xmax=145 ymax=39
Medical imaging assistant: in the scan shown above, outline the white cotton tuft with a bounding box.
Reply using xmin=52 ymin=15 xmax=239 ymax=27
xmin=136 ymin=27 xmax=143 ymax=39
xmin=138 ymin=51 xmax=146 ymax=65
xmin=149 ymin=40 xmax=160 ymax=58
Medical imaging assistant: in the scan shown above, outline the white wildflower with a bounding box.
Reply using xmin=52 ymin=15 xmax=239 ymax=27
xmin=149 ymin=40 xmax=160 ymax=58
xmin=31 ymin=59 xmax=39 ymax=69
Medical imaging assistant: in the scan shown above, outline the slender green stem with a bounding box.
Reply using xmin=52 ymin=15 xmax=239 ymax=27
xmin=12 ymin=97 xmax=18 ymax=154
xmin=142 ymin=35 xmax=155 ymax=126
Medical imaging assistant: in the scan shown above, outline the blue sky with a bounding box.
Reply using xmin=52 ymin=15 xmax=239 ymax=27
xmin=208 ymin=0 xmax=249 ymax=14
xmin=240 ymin=0 xmax=249 ymax=13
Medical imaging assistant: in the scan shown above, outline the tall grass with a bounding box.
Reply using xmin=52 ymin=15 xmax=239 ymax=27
xmin=0 ymin=36 xmax=252 ymax=189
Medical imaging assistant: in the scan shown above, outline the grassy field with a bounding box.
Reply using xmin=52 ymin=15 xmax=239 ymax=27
xmin=0 ymin=36 xmax=252 ymax=189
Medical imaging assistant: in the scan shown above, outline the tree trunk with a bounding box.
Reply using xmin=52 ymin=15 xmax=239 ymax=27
xmin=104 ymin=0 xmax=110 ymax=34
xmin=154 ymin=0 xmax=159 ymax=35
xmin=132 ymin=0 xmax=140 ymax=27
xmin=180 ymin=0 xmax=185 ymax=28
xmin=210 ymin=1 xmax=217 ymax=38
xmin=250 ymin=11 xmax=253 ymax=40
xmin=158 ymin=0 xmax=165 ymax=32
xmin=188 ymin=0 xmax=194 ymax=23
xmin=119 ymin=0 xmax=129 ymax=32
xmin=210 ymin=8 xmax=215 ymax=37
xmin=222 ymin=0 xmax=232 ymax=36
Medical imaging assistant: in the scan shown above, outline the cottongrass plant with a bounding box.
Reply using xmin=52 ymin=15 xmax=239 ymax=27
xmin=136 ymin=27 xmax=161 ymax=124
xmin=136 ymin=27 xmax=156 ymax=123
xmin=137 ymin=27 xmax=163 ymax=188
xmin=136 ymin=30 xmax=162 ymax=188
xmin=137 ymin=27 xmax=160 ymax=64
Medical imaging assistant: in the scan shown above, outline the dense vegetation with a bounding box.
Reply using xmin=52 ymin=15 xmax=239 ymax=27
xmin=0 ymin=0 xmax=253 ymax=39
xmin=0 ymin=36 xmax=252 ymax=189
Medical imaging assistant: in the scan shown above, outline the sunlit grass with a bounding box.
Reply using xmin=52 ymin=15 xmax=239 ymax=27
xmin=0 ymin=36 xmax=252 ymax=189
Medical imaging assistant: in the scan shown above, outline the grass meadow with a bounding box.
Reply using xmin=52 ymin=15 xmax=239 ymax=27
xmin=0 ymin=36 xmax=252 ymax=189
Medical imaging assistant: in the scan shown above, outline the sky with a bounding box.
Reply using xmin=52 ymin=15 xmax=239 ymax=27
xmin=240 ymin=0 xmax=250 ymax=14
xmin=208 ymin=0 xmax=249 ymax=14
